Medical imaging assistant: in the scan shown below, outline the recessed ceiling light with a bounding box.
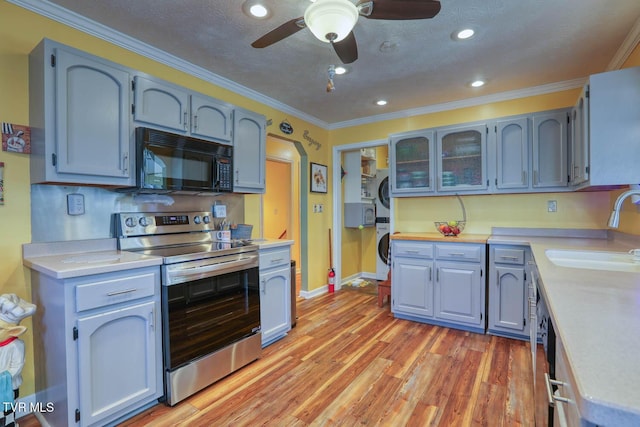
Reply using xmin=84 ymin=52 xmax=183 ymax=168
xmin=453 ymin=28 xmax=475 ymax=40
xmin=470 ymin=80 xmax=485 ymax=88
xmin=334 ymin=66 xmax=348 ymax=75
xmin=242 ymin=1 xmax=270 ymax=19
xmin=376 ymin=99 xmax=388 ymax=106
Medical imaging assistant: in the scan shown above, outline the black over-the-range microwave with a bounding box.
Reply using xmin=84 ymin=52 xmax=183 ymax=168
xmin=131 ymin=127 xmax=233 ymax=193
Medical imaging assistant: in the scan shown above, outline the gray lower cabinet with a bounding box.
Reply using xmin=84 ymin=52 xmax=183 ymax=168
xmin=30 ymin=266 xmax=162 ymax=427
xmin=233 ymin=107 xmax=266 ymax=193
xmin=392 ymin=240 xmax=485 ymax=333
xmin=29 ymin=39 xmax=134 ymax=186
xmin=259 ymin=245 xmax=291 ymax=347
xmin=488 ymin=245 xmax=531 ymax=340
xmin=392 ymin=241 xmax=434 ymax=317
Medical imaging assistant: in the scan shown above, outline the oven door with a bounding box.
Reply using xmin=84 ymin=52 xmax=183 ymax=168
xmin=162 ymin=255 xmax=260 ymax=371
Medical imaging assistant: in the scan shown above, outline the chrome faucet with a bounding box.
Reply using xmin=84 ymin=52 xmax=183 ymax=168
xmin=607 ymin=189 xmax=640 ymax=228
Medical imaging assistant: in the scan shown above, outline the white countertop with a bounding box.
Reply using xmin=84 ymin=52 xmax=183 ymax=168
xmin=23 ymin=238 xmax=162 ymax=279
xmin=489 ymin=233 xmax=640 ymax=426
xmin=253 ymin=238 xmax=294 ymax=249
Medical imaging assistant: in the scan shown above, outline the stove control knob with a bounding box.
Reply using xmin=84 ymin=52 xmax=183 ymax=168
xmin=139 ymin=217 xmax=150 ymax=227
xmin=202 ymin=215 xmax=211 ymax=224
xmin=193 ymin=216 xmax=201 ymax=224
xmin=124 ymin=217 xmax=136 ymax=228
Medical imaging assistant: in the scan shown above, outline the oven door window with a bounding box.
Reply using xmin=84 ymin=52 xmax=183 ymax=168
xmin=163 ymin=267 xmax=260 ymax=370
xmin=143 ymin=144 xmax=214 ymax=191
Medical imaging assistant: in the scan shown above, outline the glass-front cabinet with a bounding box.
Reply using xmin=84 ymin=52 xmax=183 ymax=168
xmin=389 ymin=129 xmax=435 ymax=196
xmin=436 ymin=124 xmax=488 ymax=193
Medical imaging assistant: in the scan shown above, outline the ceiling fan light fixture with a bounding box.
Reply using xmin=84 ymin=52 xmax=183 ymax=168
xmin=304 ymin=0 xmax=359 ymax=43
xmin=334 ymin=66 xmax=348 ymax=75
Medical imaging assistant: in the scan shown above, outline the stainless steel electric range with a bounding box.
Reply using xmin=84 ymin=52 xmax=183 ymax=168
xmin=116 ymin=211 xmax=260 ymax=406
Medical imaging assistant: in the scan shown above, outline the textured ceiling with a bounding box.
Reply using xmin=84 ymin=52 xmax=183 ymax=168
xmin=29 ymin=0 xmax=640 ymax=126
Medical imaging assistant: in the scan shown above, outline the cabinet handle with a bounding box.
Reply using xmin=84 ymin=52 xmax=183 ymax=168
xmin=260 ymin=279 xmax=266 ymax=294
xmin=522 ymin=170 xmax=526 ymax=184
xmin=270 ymin=258 xmax=284 ymax=263
xmin=122 ymin=152 xmax=128 ymax=175
xmin=429 ymin=266 xmax=432 ymax=282
xmin=500 ymin=256 xmax=519 ymax=261
xmin=544 ymin=373 xmax=570 ymax=407
xmin=149 ymin=308 xmax=154 ymax=330
xmin=184 ymin=111 xmax=188 ymax=130
xmin=436 ymin=267 xmax=439 ymax=282
xmin=106 ymin=288 xmax=137 ymax=296
xmin=193 ymin=115 xmax=198 ymax=130
xmin=533 ymin=170 xmax=538 ymax=185
xmin=404 ymin=250 xmax=420 ymax=254
xmin=448 ymin=252 xmax=466 ymax=257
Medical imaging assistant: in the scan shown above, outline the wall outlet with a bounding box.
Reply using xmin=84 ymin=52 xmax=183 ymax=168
xmin=547 ymin=200 xmax=557 ymax=213
xmin=67 ymin=193 xmax=85 ymax=215
xmin=213 ymin=204 xmax=227 ymax=218
xmin=313 ymin=204 xmax=324 ymax=213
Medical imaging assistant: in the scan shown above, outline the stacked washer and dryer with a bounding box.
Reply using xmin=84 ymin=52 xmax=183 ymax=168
xmin=375 ymin=169 xmax=391 ymax=280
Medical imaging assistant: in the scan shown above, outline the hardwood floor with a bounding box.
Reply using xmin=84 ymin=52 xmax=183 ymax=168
xmin=20 ymin=288 xmax=536 ymax=426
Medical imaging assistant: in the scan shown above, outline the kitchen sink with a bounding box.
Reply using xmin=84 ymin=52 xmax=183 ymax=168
xmin=545 ymin=249 xmax=640 ymax=273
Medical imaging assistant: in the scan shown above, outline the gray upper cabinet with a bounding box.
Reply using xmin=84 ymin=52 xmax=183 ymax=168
xmin=190 ymin=93 xmax=233 ymax=143
xmin=532 ymin=110 xmax=569 ymax=189
xmin=570 ymin=87 xmax=589 ymax=186
xmin=133 ymin=75 xmax=233 ymax=144
xmin=29 ymin=39 xmax=134 ymax=186
xmin=573 ymin=66 xmax=640 ymax=188
xmin=233 ymin=107 xmax=266 ymax=193
xmin=495 ymin=117 xmax=530 ymax=191
xmin=436 ymin=123 xmax=488 ymax=193
xmin=389 ymin=129 xmax=436 ymax=196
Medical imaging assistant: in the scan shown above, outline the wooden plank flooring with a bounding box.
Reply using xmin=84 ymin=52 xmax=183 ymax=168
xmin=20 ymin=288 xmax=536 ymax=426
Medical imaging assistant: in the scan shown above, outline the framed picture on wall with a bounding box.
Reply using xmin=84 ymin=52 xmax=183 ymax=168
xmin=310 ymin=162 xmax=327 ymax=193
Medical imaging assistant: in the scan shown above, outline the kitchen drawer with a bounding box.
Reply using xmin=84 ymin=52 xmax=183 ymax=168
xmin=259 ymin=248 xmax=290 ymax=270
xmin=435 ymin=244 xmax=483 ymax=262
xmin=393 ymin=241 xmax=434 ymax=259
xmin=76 ymin=270 xmax=157 ymax=312
xmin=494 ymin=248 xmax=525 ymax=265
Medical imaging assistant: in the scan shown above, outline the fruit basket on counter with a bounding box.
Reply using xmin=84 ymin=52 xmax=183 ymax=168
xmin=435 ymin=221 xmax=465 ymax=236
xmin=434 ymin=194 xmax=467 ymax=237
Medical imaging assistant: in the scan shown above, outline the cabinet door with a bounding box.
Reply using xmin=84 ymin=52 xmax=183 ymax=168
xmin=392 ymin=257 xmax=434 ymax=317
xmin=55 ymin=48 xmax=132 ymax=182
xmin=389 ymin=129 xmax=435 ymax=196
xmin=495 ymin=117 xmax=529 ymax=190
xmin=490 ymin=266 xmax=527 ymax=333
xmin=437 ymin=124 xmax=488 ymax=192
xmin=133 ymin=75 xmax=189 ymax=133
xmin=570 ymin=86 xmax=589 ymax=186
xmin=434 ymin=261 xmax=482 ymax=326
xmin=77 ymin=300 xmax=158 ymax=426
xmin=190 ymin=94 xmax=233 ymax=144
xmin=532 ymin=110 xmax=569 ymax=188
xmin=233 ymin=107 xmax=266 ymax=193
xmin=260 ymin=266 xmax=291 ymax=346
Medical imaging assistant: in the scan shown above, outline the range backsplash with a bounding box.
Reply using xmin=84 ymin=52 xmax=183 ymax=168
xmin=30 ymin=184 xmax=245 ymax=243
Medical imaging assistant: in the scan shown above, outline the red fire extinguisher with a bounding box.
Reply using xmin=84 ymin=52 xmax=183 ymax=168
xmin=328 ymin=268 xmax=335 ymax=293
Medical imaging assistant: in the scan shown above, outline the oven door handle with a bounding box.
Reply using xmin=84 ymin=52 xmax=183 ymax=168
xmin=166 ymin=256 xmax=258 ymax=283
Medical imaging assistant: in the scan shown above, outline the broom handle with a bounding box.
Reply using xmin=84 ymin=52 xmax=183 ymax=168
xmin=328 ymin=229 xmax=333 ymax=269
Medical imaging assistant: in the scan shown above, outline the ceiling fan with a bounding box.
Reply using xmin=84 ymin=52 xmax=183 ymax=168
xmin=251 ymin=0 xmax=441 ymax=64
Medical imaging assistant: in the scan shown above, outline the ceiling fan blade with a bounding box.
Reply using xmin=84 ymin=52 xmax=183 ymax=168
xmin=251 ymin=17 xmax=305 ymax=48
xmin=332 ymin=32 xmax=358 ymax=64
xmin=359 ymin=0 xmax=441 ymax=20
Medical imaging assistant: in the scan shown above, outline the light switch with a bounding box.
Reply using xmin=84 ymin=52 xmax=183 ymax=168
xmin=547 ymin=200 xmax=557 ymax=213
xmin=67 ymin=193 xmax=85 ymax=215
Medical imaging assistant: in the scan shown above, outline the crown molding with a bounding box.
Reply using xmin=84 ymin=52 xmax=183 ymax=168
xmin=328 ymin=78 xmax=586 ymax=130
xmin=8 ymin=0 xmax=638 ymax=131
xmin=607 ymin=15 xmax=640 ymax=71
